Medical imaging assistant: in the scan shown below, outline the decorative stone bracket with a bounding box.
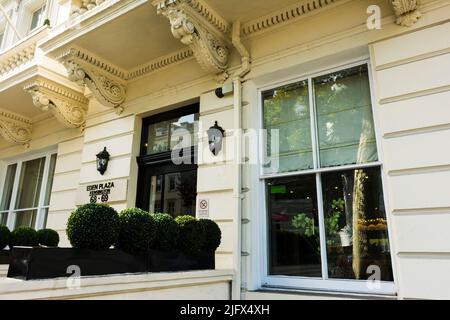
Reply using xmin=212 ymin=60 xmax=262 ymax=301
xmin=24 ymin=78 xmax=89 ymax=130
xmin=154 ymin=0 xmax=230 ymax=81
xmin=0 ymin=109 xmax=32 ymax=147
xmin=391 ymin=0 xmax=421 ymax=27
xmin=58 ymin=48 xmax=127 ymax=114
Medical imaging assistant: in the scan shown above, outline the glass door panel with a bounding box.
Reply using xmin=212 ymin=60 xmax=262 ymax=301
xmin=146 ymin=170 xmax=197 ymax=217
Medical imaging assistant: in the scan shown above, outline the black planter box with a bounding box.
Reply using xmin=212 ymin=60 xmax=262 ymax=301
xmin=8 ymin=247 xmax=147 ymax=280
xmin=0 ymin=250 xmax=10 ymax=264
xmin=148 ymin=249 xmax=215 ymax=272
xmin=7 ymin=247 xmax=215 ymax=280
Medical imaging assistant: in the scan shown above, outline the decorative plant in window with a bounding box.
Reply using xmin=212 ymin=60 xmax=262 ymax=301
xmin=291 ymin=197 xmax=347 ymax=253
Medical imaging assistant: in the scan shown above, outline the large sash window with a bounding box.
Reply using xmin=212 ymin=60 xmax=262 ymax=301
xmin=262 ymin=64 xmax=394 ymax=294
xmin=0 ymin=152 xmax=57 ymax=230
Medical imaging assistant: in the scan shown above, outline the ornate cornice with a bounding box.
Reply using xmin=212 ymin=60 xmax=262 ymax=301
xmin=391 ymin=0 xmax=422 ymax=27
xmin=0 ymin=108 xmax=32 ymax=146
xmin=127 ymin=48 xmax=194 ymax=80
xmin=241 ymin=0 xmax=339 ymax=37
xmin=154 ymin=0 xmax=230 ymax=80
xmin=24 ymin=78 xmax=89 ymax=129
xmin=187 ymin=0 xmax=230 ymax=34
xmin=57 ymin=48 xmax=127 ymax=113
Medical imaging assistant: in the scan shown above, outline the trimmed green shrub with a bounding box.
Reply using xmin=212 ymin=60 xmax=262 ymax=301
xmin=152 ymin=213 xmax=179 ymax=251
xmin=117 ymin=208 xmax=156 ymax=255
xmin=10 ymin=227 xmax=38 ymax=247
xmin=67 ymin=203 xmax=120 ymax=250
xmin=198 ymin=219 xmax=221 ymax=252
xmin=37 ymin=229 xmax=60 ymax=247
xmin=0 ymin=225 xmax=10 ymax=250
xmin=175 ymin=215 xmax=204 ymax=255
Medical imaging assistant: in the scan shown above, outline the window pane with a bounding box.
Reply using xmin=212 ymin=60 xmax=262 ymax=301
xmin=314 ymin=65 xmax=378 ymax=168
xmin=14 ymin=209 xmax=38 ymax=229
xmin=267 ymin=174 xmax=322 ymax=277
xmin=170 ymin=114 xmax=197 ymax=149
xmin=164 ymin=170 xmax=197 ymax=218
xmin=148 ymin=175 xmax=163 ymax=213
xmin=147 ymin=120 xmax=171 ymax=154
xmin=0 ymin=212 xmax=8 ymax=225
xmin=263 ymin=81 xmax=313 ymax=174
xmin=44 ymin=154 xmax=57 ymax=206
xmin=146 ymin=113 xmax=198 ymax=155
xmin=30 ymin=6 xmax=45 ymax=31
xmin=15 ymin=157 xmax=45 ymax=209
xmin=0 ymin=164 xmax=17 ymax=211
xmin=321 ymin=167 xmax=393 ymax=281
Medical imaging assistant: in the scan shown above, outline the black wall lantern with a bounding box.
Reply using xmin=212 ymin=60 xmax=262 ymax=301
xmin=207 ymin=121 xmax=225 ymax=156
xmin=96 ymin=147 xmax=110 ymax=175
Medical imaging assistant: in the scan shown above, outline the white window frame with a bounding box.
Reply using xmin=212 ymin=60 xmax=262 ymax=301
xmin=255 ymin=58 xmax=397 ymax=296
xmin=0 ymin=149 xmax=57 ymax=231
xmin=15 ymin=0 xmax=48 ymax=36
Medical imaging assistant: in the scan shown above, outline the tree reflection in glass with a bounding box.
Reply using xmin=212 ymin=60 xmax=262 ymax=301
xmin=322 ymin=167 xmax=393 ymax=281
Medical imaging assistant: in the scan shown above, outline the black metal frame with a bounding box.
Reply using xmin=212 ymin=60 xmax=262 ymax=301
xmin=136 ymin=103 xmax=199 ymax=211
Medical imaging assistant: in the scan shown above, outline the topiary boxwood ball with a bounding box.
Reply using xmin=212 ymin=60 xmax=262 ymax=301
xmin=198 ymin=219 xmax=222 ymax=252
xmin=152 ymin=213 xmax=179 ymax=251
xmin=0 ymin=225 xmax=11 ymax=250
xmin=10 ymin=227 xmax=39 ymax=248
xmin=117 ymin=208 xmax=156 ymax=255
xmin=175 ymin=215 xmax=204 ymax=255
xmin=37 ymin=228 xmax=60 ymax=247
xmin=67 ymin=203 xmax=120 ymax=250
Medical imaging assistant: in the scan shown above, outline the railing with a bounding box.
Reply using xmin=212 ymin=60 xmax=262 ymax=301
xmin=0 ymin=26 xmax=49 ymax=78
xmin=70 ymin=0 xmax=106 ymax=17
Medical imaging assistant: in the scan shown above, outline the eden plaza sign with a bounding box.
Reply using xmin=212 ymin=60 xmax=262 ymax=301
xmin=76 ymin=179 xmax=128 ymax=205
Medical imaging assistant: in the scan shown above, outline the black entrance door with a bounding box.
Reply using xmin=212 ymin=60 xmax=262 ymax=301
xmin=136 ymin=104 xmax=199 ymax=217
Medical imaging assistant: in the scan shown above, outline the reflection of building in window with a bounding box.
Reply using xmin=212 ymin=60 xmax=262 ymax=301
xmin=154 ymin=200 xmax=161 ymax=213
xmin=169 ymin=175 xmax=176 ymax=191
xmin=156 ymin=176 xmax=162 ymax=193
xmin=167 ymin=201 xmax=175 ymax=215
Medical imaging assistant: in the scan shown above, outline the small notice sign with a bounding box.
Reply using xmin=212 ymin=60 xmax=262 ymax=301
xmin=76 ymin=179 xmax=128 ymax=205
xmin=198 ymin=199 xmax=209 ymax=219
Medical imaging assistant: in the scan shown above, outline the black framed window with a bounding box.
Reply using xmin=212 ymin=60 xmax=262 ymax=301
xmin=136 ymin=104 xmax=199 ymax=217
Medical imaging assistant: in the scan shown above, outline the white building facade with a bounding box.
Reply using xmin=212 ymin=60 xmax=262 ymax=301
xmin=0 ymin=0 xmax=449 ymax=300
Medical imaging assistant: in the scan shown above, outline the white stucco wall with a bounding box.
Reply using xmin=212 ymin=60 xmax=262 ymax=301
xmin=370 ymin=21 xmax=450 ymax=300
xmin=0 ymin=0 xmax=449 ymax=300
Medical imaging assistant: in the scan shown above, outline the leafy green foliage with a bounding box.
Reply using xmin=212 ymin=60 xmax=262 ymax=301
xmin=198 ymin=219 xmax=221 ymax=252
xmin=67 ymin=204 xmax=120 ymax=250
xmin=152 ymin=213 xmax=179 ymax=251
xmin=175 ymin=215 xmax=204 ymax=255
xmin=291 ymin=197 xmax=346 ymax=252
xmin=10 ymin=227 xmax=38 ymax=247
xmin=0 ymin=225 xmax=10 ymax=250
xmin=291 ymin=214 xmax=317 ymax=237
xmin=116 ymin=208 xmax=156 ymax=255
xmin=325 ymin=198 xmax=345 ymax=246
xmin=37 ymin=229 xmax=60 ymax=247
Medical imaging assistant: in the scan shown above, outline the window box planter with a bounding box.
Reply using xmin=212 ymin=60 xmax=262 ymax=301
xmin=0 ymin=250 xmax=10 ymax=265
xmin=7 ymin=247 xmax=147 ymax=280
xmin=148 ymin=249 xmax=215 ymax=272
xmin=7 ymin=247 xmax=215 ymax=280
